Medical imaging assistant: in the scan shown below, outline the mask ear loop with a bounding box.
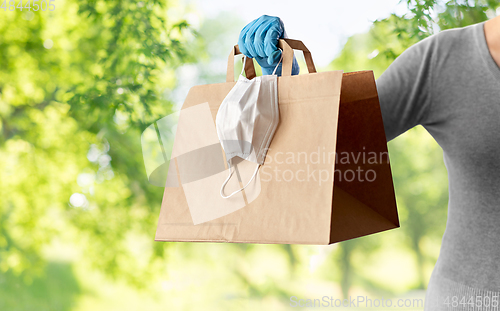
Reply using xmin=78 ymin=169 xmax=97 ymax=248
xmin=220 ymin=159 xmax=260 ymax=199
xmin=240 ymin=55 xmax=247 ymax=77
xmin=272 ymin=48 xmax=284 ymax=76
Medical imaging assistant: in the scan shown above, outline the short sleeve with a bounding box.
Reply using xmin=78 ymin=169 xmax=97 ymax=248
xmin=376 ymin=34 xmax=439 ymax=141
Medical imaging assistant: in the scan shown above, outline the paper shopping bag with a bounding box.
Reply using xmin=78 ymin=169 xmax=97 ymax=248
xmin=153 ymin=39 xmax=399 ymax=244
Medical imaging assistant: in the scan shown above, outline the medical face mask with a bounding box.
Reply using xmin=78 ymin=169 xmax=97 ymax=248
xmin=215 ymin=56 xmax=281 ymax=199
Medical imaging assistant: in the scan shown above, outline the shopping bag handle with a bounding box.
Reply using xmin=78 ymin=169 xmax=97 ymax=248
xmin=226 ymin=45 xmax=257 ymax=82
xmin=226 ymin=39 xmax=317 ymax=82
xmin=277 ymin=39 xmax=317 ymax=76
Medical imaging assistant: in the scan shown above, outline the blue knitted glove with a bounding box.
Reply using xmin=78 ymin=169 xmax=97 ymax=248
xmin=238 ymin=15 xmax=300 ymax=76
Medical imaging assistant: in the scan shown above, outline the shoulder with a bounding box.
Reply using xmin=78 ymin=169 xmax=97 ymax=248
xmin=430 ymin=22 xmax=482 ymax=55
xmin=437 ymin=21 xmax=482 ymax=38
xmin=394 ymin=22 xmax=482 ymax=69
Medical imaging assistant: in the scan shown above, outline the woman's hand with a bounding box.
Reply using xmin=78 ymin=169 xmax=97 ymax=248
xmin=238 ymin=15 xmax=300 ymax=76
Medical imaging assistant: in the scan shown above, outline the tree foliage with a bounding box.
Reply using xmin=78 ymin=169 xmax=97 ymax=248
xmin=0 ymin=0 xmax=196 ymax=287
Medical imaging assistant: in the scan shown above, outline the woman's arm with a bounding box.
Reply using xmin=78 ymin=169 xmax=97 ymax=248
xmin=376 ymin=34 xmax=439 ymax=141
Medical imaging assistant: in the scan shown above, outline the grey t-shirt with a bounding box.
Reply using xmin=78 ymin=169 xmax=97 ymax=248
xmin=376 ymin=21 xmax=500 ymax=309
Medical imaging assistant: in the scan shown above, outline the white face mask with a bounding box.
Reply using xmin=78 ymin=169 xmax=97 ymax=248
xmin=216 ymin=56 xmax=281 ymax=198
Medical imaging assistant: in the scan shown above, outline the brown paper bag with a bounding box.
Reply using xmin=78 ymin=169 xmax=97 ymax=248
xmin=154 ymin=39 xmax=399 ymax=245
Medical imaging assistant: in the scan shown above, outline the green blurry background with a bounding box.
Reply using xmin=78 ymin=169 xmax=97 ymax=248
xmin=0 ymin=0 xmax=498 ymax=310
